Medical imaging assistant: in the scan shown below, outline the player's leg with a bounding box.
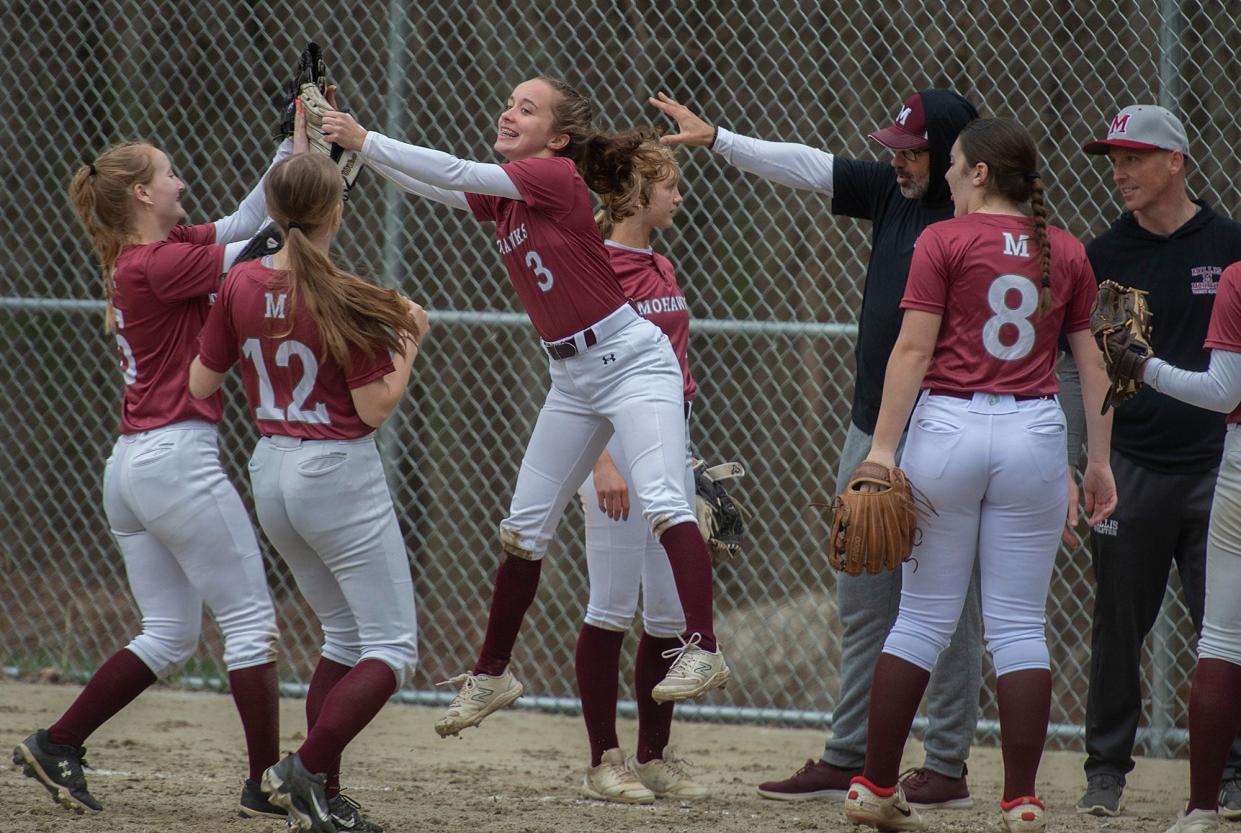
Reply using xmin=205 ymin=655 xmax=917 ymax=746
xmin=975 ymin=400 xmax=1067 ymax=829
xmin=1081 ymin=450 xmax=1181 ymax=815
xmin=845 ymin=395 xmax=984 ymax=831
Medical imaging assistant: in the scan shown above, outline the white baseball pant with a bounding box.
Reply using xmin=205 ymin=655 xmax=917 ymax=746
xmin=1201 ymin=424 xmax=1241 ymax=666
xmin=248 ymin=433 xmax=418 ymax=686
xmin=102 ymin=421 xmax=279 ymax=676
xmin=501 ymin=305 xmax=696 ymax=559
xmin=578 ymin=425 xmax=693 ymax=637
xmin=883 ymin=392 xmax=1068 ymax=677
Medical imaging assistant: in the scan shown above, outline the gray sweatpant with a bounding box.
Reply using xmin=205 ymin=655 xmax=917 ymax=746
xmin=822 ymin=421 xmax=984 ymax=778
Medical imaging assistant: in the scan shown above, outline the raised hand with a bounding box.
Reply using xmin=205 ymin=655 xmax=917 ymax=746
xmin=322 ymin=110 xmax=367 ymax=153
xmin=647 ymin=92 xmax=716 ymax=147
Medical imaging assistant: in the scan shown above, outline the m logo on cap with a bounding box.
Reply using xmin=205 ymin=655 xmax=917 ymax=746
xmin=1110 ymin=113 xmax=1132 ymax=135
xmin=896 ymin=105 xmax=913 ymax=125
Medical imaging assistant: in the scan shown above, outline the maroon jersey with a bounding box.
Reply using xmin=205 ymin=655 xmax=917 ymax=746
xmin=466 ymin=156 xmax=627 ymax=341
xmin=902 ymin=214 xmax=1097 ymax=396
xmin=111 ymin=223 xmax=226 ymax=434
xmin=605 ymin=241 xmax=696 ymax=401
xmin=1204 ymin=263 xmax=1241 ymax=425
xmin=197 ymin=260 xmax=395 ymax=440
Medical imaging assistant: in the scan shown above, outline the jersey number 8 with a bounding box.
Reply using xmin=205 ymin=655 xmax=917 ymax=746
xmin=982 ymin=274 xmax=1038 ymax=362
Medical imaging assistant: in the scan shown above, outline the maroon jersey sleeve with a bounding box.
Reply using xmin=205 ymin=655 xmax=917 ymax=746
xmin=1063 ymin=244 xmax=1098 ymax=334
xmin=196 ymin=270 xmax=241 ymax=373
xmin=467 ymin=191 xmax=499 ymax=222
xmin=343 ymin=345 xmax=396 ymax=389
xmin=1206 ymin=263 xmax=1241 ymax=353
xmin=901 ymin=225 xmax=953 ymax=315
xmin=147 ymin=223 xmax=225 ymax=304
xmin=497 ymin=157 xmax=579 ymax=219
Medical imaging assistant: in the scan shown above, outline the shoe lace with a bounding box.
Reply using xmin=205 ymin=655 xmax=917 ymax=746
xmin=655 ymin=751 xmax=694 ymax=778
xmin=436 ymin=672 xmax=478 ymax=706
xmin=659 ymin=633 xmax=704 ymax=669
xmin=329 ymin=791 xmax=363 ymax=820
xmin=898 ymin=768 xmax=929 ymax=790
xmin=1088 ymin=773 xmax=1124 ymax=793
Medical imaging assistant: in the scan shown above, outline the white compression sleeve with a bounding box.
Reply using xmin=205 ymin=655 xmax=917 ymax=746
xmin=361 ymin=132 xmax=521 ymax=200
xmin=1144 ymin=351 xmax=1241 ymax=413
xmin=366 ymin=159 xmax=471 ymax=211
xmin=221 ymin=240 xmax=251 ymax=273
xmin=213 ymin=139 xmax=294 ymax=244
xmin=712 ymin=127 xmax=834 ymax=195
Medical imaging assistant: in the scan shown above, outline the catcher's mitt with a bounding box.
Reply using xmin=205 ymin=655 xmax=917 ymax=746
xmin=277 ymin=42 xmax=364 ymax=194
xmin=827 ymin=461 xmax=923 ymax=576
xmin=1090 ymin=280 xmax=1154 ymax=414
xmin=692 ymin=459 xmax=750 ymax=562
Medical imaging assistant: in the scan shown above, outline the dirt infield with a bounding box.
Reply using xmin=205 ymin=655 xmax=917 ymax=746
xmin=2 ymin=679 xmax=1190 ymax=833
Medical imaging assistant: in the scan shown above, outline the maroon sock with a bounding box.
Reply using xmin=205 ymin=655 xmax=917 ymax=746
xmin=575 ymin=624 xmax=625 ymax=766
xmin=1187 ymin=659 xmax=1241 ymax=812
xmin=298 ymin=659 xmax=396 ymax=776
xmin=635 ymin=633 xmax=679 ymax=763
xmin=228 ymin=661 xmax=280 ymax=783
xmin=306 ymin=658 xmax=352 ymax=798
xmin=48 ymin=649 xmax=157 ymax=748
xmin=861 ymin=653 xmax=931 ymax=789
xmin=657 ymin=522 xmax=716 ymax=651
xmin=996 ymin=668 xmax=1051 ymax=801
xmin=472 ymin=555 xmax=543 ymax=677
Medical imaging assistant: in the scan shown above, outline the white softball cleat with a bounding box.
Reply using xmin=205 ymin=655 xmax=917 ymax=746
xmin=1166 ymin=808 xmax=1221 ymax=833
xmin=843 ymin=777 xmax=926 ymax=831
xmin=1001 ymin=796 xmax=1047 ymax=832
xmin=650 ymin=634 xmax=729 ymax=702
xmin=434 ymin=669 xmax=524 ymax=738
xmin=580 ymin=748 xmax=655 ymax=804
xmin=628 ymin=749 xmax=710 ymax=800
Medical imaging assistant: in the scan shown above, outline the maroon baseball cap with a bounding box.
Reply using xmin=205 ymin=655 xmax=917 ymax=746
xmin=869 ymin=93 xmax=930 ymax=150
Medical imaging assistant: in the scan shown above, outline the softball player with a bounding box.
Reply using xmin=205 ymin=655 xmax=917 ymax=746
xmin=12 ymin=137 xmax=290 ymax=818
xmin=573 ymin=138 xmax=708 ymax=803
xmin=320 ymin=78 xmax=727 ymax=736
xmin=189 ymin=151 xmax=427 ymax=833
xmin=1138 ymin=263 xmax=1241 ymax=833
xmin=840 ymin=118 xmax=1117 ymax=833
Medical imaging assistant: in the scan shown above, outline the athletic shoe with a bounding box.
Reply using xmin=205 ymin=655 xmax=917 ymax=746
xmin=328 ymin=791 xmax=383 ymax=832
xmin=1166 ymin=808 xmax=1221 ymax=833
xmin=756 ymin=758 xmax=861 ymax=801
xmin=1219 ymin=778 xmax=1241 ymax=820
xmin=261 ymin=752 xmax=334 ymax=833
xmin=580 ymin=748 xmax=655 ymax=804
xmin=434 ymin=670 xmax=524 ymax=738
xmin=1076 ymin=773 xmax=1125 ymax=816
xmin=900 ymin=765 xmax=974 ymax=809
xmin=11 ymin=729 xmax=102 ymax=813
xmin=239 ymin=777 xmax=287 ymax=819
xmin=628 ymin=749 xmax=709 ymax=799
xmin=650 ymin=635 xmax=729 ymax=702
xmin=843 ymin=776 xmax=926 ymax=831
xmin=1000 ymin=795 xmax=1047 ymax=832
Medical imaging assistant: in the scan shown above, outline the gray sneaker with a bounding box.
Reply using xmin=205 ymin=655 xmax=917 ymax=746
xmin=1077 ymin=773 xmax=1125 ymax=816
xmin=1219 ymin=778 xmax=1241 ymax=821
xmin=328 ymin=792 xmax=384 ymax=832
xmin=261 ymin=753 xmax=334 ymax=833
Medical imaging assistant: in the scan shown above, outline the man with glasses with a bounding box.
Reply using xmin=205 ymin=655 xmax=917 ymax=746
xmin=651 ymin=90 xmax=982 ymax=809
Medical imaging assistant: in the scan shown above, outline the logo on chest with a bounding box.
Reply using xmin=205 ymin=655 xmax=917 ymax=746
xmin=1191 ymin=265 xmax=1222 ymax=296
xmin=495 ymin=223 xmax=529 ymax=255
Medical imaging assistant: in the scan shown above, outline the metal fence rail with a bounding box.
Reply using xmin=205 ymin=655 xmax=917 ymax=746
xmin=3 ymin=0 xmax=1234 ymax=757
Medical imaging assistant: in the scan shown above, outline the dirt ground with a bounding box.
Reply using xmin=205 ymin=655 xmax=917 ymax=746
xmin=2 ymin=679 xmax=1192 ymax=833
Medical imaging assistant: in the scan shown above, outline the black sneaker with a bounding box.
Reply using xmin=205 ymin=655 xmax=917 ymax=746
xmin=239 ymin=777 xmax=287 ymax=819
xmin=328 ymin=792 xmax=384 ymax=832
xmin=261 ymin=753 xmax=333 ymax=833
xmin=1220 ymin=777 xmax=1241 ymax=821
xmin=1076 ymin=772 xmax=1125 ymax=816
xmin=11 ymin=729 xmax=102 ymax=813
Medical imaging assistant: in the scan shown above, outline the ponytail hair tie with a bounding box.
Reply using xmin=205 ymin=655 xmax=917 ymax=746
xmin=88 ymin=163 xmax=97 ymax=177
xmin=287 ymin=221 xmax=306 ymax=232
xmin=1025 ymin=171 xmax=1041 ymax=182
xmin=1041 ymin=276 xmax=1051 ymax=288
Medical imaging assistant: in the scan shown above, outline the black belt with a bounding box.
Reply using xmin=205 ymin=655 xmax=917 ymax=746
xmin=929 ymin=389 xmax=1052 ymax=402
xmin=544 ymin=328 xmax=598 ymax=360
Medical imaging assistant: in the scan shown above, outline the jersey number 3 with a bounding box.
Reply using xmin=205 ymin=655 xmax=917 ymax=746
xmin=982 ymin=274 xmax=1038 ymax=361
xmin=242 ymin=339 xmax=330 ymax=424
xmin=525 ymin=250 xmax=554 ymax=293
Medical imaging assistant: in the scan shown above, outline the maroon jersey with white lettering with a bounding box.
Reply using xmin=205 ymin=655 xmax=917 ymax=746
xmin=605 ymin=241 xmax=696 ymax=401
xmin=466 ymin=156 xmax=627 ymax=341
xmin=111 ymin=223 xmax=226 ymax=434
xmin=1204 ymin=263 xmax=1241 ymax=425
xmin=197 ymin=260 xmax=395 ymax=440
xmin=902 ymin=214 xmax=1096 ymax=396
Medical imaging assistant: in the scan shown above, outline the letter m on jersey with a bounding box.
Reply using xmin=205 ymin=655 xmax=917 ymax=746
xmin=1002 ymin=232 xmax=1030 ymax=258
xmin=265 ymin=292 xmax=288 ymax=319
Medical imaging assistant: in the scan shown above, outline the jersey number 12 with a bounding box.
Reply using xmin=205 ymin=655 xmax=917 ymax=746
xmin=242 ymin=338 xmax=330 ymax=424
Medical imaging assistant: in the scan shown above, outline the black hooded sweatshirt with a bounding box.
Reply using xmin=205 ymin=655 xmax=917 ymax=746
xmin=830 ymin=89 xmax=979 ymax=435
xmin=1087 ymin=202 xmax=1241 ymax=473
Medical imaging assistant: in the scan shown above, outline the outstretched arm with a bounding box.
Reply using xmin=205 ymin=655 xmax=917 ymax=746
xmin=367 ymin=159 xmax=471 ymax=211
xmin=212 ymin=138 xmax=294 ymax=243
xmin=322 ymin=111 xmax=521 ymax=200
xmin=648 ymin=92 xmax=834 ymax=195
xmin=1144 ymin=350 xmax=1241 ymax=413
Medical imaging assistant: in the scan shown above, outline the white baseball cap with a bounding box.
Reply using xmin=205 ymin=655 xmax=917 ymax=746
xmin=1083 ymin=104 xmax=1190 ymax=157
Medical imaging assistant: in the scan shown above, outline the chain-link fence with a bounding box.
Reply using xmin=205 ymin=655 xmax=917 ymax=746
xmin=3 ymin=0 xmax=1236 ymax=758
